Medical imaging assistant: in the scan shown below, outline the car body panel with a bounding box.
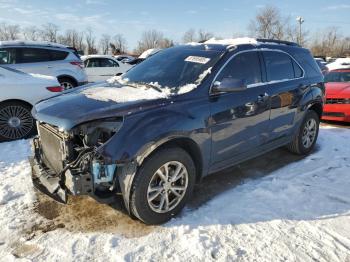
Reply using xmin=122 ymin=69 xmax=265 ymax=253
xmin=0 ymin=66 xmax=61 ymax=105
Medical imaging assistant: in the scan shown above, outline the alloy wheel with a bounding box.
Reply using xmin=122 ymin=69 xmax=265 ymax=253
xmin=0 ymin=105 xmax=34 ymax=139
xmin=302 ymin=118 xmax=317 ymax=149
xmin=60 ymin=81 xmax=74 ymax=90
xmin=147 ymin=161 xmax=189 ymax=213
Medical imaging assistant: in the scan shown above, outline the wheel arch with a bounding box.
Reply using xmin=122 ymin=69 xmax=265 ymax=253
xmin=308 ymin=102 xmax=323 ymax=119
xmin=0 ymin=99 xmax=33 ymax=108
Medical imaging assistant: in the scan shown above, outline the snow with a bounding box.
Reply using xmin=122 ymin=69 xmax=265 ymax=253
xmin=327 ymin=58 xmax=350 ymax=71
xmin=204 ymin=37 xmax=258 ymax=47
xmin=138 ymin=48 xmax=161 ymax=59
xmin=82 ymin=85 xmax=168 ymax=103
xmin=1 ymin=126 xmax=350 ymax=261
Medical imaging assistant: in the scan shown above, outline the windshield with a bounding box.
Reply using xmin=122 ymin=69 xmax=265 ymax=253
xmin=121 ymin=47 xmax=223 ymax=93
xmin=325 ymin=71 xmax=350 ymax=82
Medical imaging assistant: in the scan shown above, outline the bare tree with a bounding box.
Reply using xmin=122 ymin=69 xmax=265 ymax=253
xmin=159 ymin=38 xmax=174 ymax=48
xmin=0 ymin=23 xmax=20 ymax=40
xmin=40 ymin=23 xmax=59 ymax=42
xmin=249 ymin=5 xmax=285 ymax=39
xmin=182 ymin=29 xmax=196 ymax=43
xmin=197 ymin=29 xmax=214 ymax=42
xmin=135 ymin=29 xmax=165 ymax=54
xmin=99 ymin=34 xmax=111 ymax=54
xmin=23 ymin=26 xmax=39 ymax=41
xmin=110 ymin=34 xmax=127 ymax=54
xmin=85 ymin=27 xmax=97 ymax=54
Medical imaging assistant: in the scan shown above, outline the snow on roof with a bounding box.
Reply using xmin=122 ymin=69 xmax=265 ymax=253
xmin=139 ymin=48 xmax=161 ymax=59
xmin=327 ymin=58 xmax=350 ymax=71
xmin=80 ymin=54 xmax=117 ymax=60
xmin=204 ymin=37 xmax=258 ymax=46
xmin=0 ymin=40 xmax=69 ymax=48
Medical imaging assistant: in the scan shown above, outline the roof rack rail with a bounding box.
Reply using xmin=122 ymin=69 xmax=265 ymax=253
xmin=256 ymin=39 xmax=300 ymax=47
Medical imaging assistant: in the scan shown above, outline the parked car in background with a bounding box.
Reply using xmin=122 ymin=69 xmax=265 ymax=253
xmin=326 ymin=58 xmax=350 ymax=71
xmin=115 ymin=54 xmax=135 ymax=62
xmin=0 ymin=40 xmax=87 ymax=89
xmin=322 ymin=69 xmax=350 ymax=122
xmin=81 ymin=55 xmax=132 ymax=82
xmin=0 ymin=66 xmax=62 ymax=141
xmin=30 ymin=38 xmax=324 ymax=224
xmin=315 ymin=58 xmax=328 ymax=75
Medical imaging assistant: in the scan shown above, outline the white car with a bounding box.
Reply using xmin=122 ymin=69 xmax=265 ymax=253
xmin=0 ymin=40 xmax=88 ymax=89
xmin=0 ymin=66 xmax=62 ymax=141
xmin=81 ymin=55 xmax=132 ymax=82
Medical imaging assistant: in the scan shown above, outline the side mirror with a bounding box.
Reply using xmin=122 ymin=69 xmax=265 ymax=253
xmin=212 ymin=78 xmax=247 ymax=93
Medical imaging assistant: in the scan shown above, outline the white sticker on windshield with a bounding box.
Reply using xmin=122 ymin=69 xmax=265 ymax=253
xmin=185 ymin=56 xmax=210 ymax=64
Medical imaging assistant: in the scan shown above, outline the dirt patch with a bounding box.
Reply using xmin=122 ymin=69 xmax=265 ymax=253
xmin=11 ymin=242 xmax=42 ymax=259
xmin=32 ymin=192 xmax=156 ymax=238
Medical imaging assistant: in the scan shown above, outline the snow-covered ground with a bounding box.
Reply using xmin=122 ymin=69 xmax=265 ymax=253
xmin=1 ymin=125 xmax=350 ymax=261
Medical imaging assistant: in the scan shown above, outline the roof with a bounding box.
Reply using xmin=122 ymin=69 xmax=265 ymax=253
xmin=184 ymin=37 xmax=300 ymax=51
xmin=0 ymin=40 xmax=70 ymax=49
xmin=80 ymin=55 xmax=117 ymax=61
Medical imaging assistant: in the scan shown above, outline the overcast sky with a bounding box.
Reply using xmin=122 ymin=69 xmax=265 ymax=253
xmin=1 ymin=0 xmax=350 ymax=49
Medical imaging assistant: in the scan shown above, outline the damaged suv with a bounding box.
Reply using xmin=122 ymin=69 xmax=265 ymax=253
xmin=30 ymin=38 xmax=324 ymax=224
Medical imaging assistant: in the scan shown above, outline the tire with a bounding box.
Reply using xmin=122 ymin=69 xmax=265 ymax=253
xmin=287 ymin=110 xmax=319 ymax=155
xmin=130 ymin=147 xmax=196 ymax=224
xmin=58 ymin=77 xmax=77 ymax=90
xmin=0 ymin=101 xmax=36 ymax=141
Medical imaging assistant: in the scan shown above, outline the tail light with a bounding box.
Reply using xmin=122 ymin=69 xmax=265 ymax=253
xmin=70 ymin=61 xmax=84 ymax=69
xmin=46 ymin=86 xmax=64 ymax=92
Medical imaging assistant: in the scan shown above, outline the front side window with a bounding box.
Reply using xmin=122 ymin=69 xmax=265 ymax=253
xmin=19 ymin=48 xmax=50 ymax=63
xmin=263 ymin=51 xmax=295 ymax=81
xmin=86 ymin=58 xmax=99 ymax=68
xmin=0 ymin=48 xmax=17 ymax=64
xmin=216 ymin=51 xmax=262 ymax=86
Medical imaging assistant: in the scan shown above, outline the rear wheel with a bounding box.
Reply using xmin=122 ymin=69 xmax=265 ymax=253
xmin=287 ymin=110 xmax=319 ymax=155
xmin=58 ymin=77 xmax=76 ymax=90
xmin=0 ymin=102 xmax=35 ymax=141
xmin=130 ymin=147 xmax=196 ymax=224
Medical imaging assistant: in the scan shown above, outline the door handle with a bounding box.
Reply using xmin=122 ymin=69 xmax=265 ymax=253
xmin=257 ymin=92 xmax=269 ymax=102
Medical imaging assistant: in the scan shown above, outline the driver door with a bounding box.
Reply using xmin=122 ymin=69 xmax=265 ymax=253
xmin=209 ymin=50 xmax=271 ymax=172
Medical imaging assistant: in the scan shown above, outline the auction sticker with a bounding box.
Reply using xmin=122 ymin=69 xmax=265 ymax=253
xmin=185 ymin=56 xmax=210 ymax=64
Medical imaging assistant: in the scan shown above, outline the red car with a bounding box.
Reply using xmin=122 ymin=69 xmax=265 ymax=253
xmin=322 ymin=69 xmax=350 ymax=122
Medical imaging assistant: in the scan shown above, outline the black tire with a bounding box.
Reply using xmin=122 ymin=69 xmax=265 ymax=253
xmin=0 ymin=101 xmax=36 ymax=141
xmin=130 ymin=147 xmax=196 ymax=225
xmin=287 ymin=110 xmax=319 ymax=155
xmin=58 ymin=77 xmax=77 ymax=90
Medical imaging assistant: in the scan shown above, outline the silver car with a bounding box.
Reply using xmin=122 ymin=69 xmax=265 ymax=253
xmin=0 ymin=40 xmax=88 ymax=89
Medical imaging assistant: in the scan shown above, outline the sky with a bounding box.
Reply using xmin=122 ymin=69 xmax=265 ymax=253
xmin=1 ymin=0 xmax=350 ymax=50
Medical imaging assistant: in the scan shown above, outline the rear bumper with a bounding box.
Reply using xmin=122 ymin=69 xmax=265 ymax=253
xmin=322 ymin=104 xmax=350 ymax=122
xmin=29 ymin=138 xmax=93 ymax=203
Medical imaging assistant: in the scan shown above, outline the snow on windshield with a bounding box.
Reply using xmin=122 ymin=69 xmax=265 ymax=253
xmin=83 ymin=67 xmax=213 ymax=103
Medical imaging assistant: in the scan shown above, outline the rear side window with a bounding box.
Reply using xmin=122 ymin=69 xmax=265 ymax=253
xmin=0 ymin=48 xmax=17 ymax=64
xmin=19 ymin=48 xmax=50 ymax=63
xmin=263 ymin=51 xmax=295 ymax=81
xmin=48 ymin=50 xmax=68 ymax=61
xmin=216 ymin=51 xmax=262 ymax=86
xmin=100 ymin=59 xmax=119 ymax=67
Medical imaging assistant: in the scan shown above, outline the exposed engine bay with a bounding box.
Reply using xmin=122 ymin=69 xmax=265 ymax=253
xmin=30 ymin=119 xmax=123 ymax=203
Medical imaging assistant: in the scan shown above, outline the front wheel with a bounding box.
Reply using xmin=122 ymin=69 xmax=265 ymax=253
xmin=0 ymin=102 xmax=35 ymax=141
xmin=130 ymin=147 xmax=196 ymax=224
xmin=287 ymin=110 xmax=320 ymax=155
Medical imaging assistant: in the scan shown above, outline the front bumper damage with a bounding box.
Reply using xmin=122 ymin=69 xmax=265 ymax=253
xmin=29 ymin=136 xmax=138 ymax=212
xmin=29 ymin=137 xmax=94 ymax=203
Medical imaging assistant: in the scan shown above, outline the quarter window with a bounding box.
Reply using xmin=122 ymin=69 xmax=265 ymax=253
xmin=216 ymin=51 xmax=262 ymax=86
xmin=49 ymin=50 xmax=68 ymax=61
xmin=263 ymin=51 xmax=296 ymax=81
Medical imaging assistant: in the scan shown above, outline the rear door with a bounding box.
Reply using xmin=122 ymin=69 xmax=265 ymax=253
xmin=209 ymin=50 xmax=271 ymax=171
xmin=8 ymin=47 xmax=52 ymax=75
xmin=262 ymin=50 xmax=305 ymax=141
xmin=85 ymin=58 xmax=120 ymax=82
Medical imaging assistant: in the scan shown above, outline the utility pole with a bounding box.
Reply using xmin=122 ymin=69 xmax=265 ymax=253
xmin=296 ymin=16 xmax=304 ymax=45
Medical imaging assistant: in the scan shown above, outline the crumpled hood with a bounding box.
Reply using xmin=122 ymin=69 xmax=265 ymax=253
xmin=33 ymin=84 xmax=170 ymax=130
xmin=325 ymin=82 xmax=350 ymax=97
